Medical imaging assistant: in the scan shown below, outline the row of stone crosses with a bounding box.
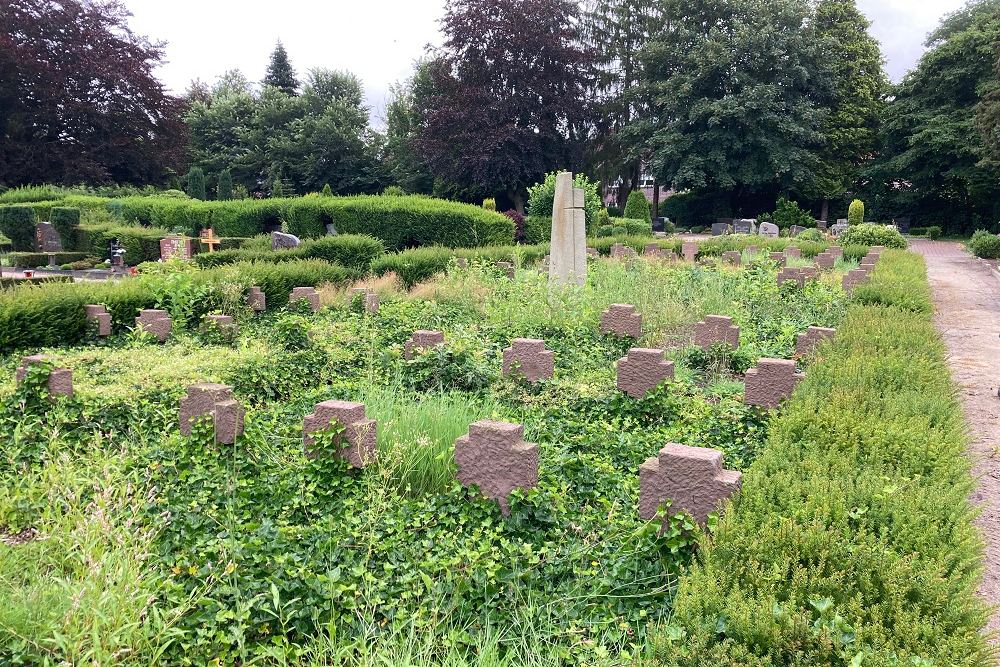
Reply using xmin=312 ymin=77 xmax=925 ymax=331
xmin=15 ymin=248 xmax=884 ymax=526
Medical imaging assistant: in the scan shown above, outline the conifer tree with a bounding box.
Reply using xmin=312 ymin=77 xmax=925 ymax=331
xmin=186 ymin=166 xmax=206 ymax=200
xmin=263 ymin=41 xmax=299 ymax=95
xmin=217 ymin=169 xmax=233 ymax=200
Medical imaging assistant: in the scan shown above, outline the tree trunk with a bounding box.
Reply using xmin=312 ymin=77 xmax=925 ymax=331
xmin=510 ymin=189 xmax=525 ymax=215
xmin=653 ymin=178 xmax=660 ymax=219
xmin=820 ymin=199 xmax=829 ymax=223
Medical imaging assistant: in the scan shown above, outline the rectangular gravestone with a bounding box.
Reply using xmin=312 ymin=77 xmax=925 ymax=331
xmin=35 ymin=222 xmax=63 ymax=252
xmin=711 ymin=222 xmax=731 ymax=236
xmin=160 ymin=236 xmax=192 ymax=261
xmin=733 ymin=219 xmax=757 ymax=234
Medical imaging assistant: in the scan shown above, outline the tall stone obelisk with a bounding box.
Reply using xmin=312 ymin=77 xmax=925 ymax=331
xmin=548 ymin=172 xmax=587 ymax=286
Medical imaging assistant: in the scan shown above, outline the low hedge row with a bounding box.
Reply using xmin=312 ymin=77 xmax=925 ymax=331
xmin=0 ymin=276 xmax=72 ymax=290
xmin=655 ymin=250 xmax=990 ymax=664
xmin=5 ymin=251 xmax=91 ymax=268
xmin=371 ymin=244 xmax=549 ymax=288
xmin=76 ymin=223 xmax=171 ymax=265
xmin=0 ymin=259 xmax=355 ymax=353
xmin=192 ymin=235 xmax=385 ymax=273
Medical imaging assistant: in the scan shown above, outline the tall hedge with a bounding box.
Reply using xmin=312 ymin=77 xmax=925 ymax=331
xmin=653 ymin=251 xmax=990 ymax=665
xmin=193 ymin=234 xmax=385 ymax=272
xmin=50 ymin=207 xmax=81 ymax=247
xmin=0 ymin=205 xmax=37 ymax=251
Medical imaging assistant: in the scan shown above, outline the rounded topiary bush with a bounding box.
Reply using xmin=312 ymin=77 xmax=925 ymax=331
xmin=848 ymin=199 xmax=865 ymax=226
xmin=623 ymin=190 xmax=652 ymax=224
xmin=526 ymin=172 xmax=602 ymax=230
xmin=968 ymin=230 xmax=1000 ymax=258
xmin=839 ymin=223 xmax=906 ymax=249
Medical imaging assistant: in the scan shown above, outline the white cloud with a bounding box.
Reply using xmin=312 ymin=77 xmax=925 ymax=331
xmin=857 ymin=0 xmax=968 ymax=81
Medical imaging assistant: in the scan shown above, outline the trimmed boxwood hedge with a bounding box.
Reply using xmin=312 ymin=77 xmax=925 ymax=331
xmin=6 ymin=251 xmax=90 ymax=268
xmin=0 ymin=205 xmax=37 ymax=251
xmin=0 ymin=259 xmax=355 ymax=352
xmin=192 ymin=234 xmax=385 ymax=273
xmin=371 ymin=243 xmax=549 ymax=288
xmin=50 ymin=207 xmax=81 ymax=247
xmin=652 ymin=250 xmax=990 ymax=665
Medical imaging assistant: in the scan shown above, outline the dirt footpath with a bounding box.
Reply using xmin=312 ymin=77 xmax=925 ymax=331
xmin=912 ymin=239 xmax=1000 ymax=637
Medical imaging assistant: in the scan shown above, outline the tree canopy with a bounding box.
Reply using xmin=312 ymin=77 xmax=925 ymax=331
xmin=263 ymin=41 xmax=299 ymax=95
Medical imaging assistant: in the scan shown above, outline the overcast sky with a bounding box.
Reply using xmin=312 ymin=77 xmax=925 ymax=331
xmin=125 ymin=0 xmax=968 ymax=124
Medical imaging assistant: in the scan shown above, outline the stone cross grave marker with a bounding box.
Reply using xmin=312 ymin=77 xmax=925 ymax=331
xmin=199 ymin=228 xmax=222 ymax=253
xmin=289 ymin=287 xmax=320 ymax=312
xmin=617 ymin=348 xmax=674 ymax=398
xmin=814 ymin=252 xmax=835 ymax=270
xmin=795 ymin=326 xmax=836 ymax=357
xmin=303 ymin=400 xmax=377 ymax=468
xmin=203 ymin=314 xmax=239 ymax=337
xmin=681 ymin=241 xmax=699 ymax=262
xmin=639 ymin=443 xmax=742 ymax=526
xmin=455 ymin=420 xmax=538 ymax=516
xmin=502 ymin=338 xmax=554 ymax=382
xmin=350 ymin=288 xmax=380 ymax=314
xmin=600 ymin=304 xmax=642 ymax=338
xmin=248 ymin=286 xmax=266 ymax=312
xmin=495 ymin=261 xmax=515 ymax=279
xmin=160 ymin=236 xmax=192 ymax=261
xmin=179 ymin=383 xmax=244 ymax=444
xmin=404 ymin=330 xmax=445 ymax=359
xmin=549 ymin=171 xmax=587 ymax=286
xmin=784 ymin=246 xmax=801 ymax=259
xmin=722 ymin=251 xmax=741 ymax=266
xmin=843 ymin=268 xmax=870 ymax=293
xmin=695 ymin=315 xmax=740 ymax=349
xmin=16 ymin=355 xmax=73 ymax=397
xmin=135 ymin=309 xmax=172 ymax=342
xmin=744 ymin=358 xmax=802 ymax=408
xmin=770 ymin=252 xmax=786 ymax=266
xmin=84 ymin=304 xmax=111 ymax=336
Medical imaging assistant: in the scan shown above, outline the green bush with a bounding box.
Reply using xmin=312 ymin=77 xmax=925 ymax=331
xmin=371 ymin=244 xmax=548 ymax=288
xmin=482 ymin=198 xmax=496 ymax=211
xmin=217 ymin=170 xmax=234 ymax=201
xmin=623 ymin=190 xmax=652 ymax=224
xmin=796 ymin=228 xmax=823 ymax=242
xmin=0 ymin=205 xmax=37 ymax=251
xmin=50 ymin=207 xmax=81 ymax=247
xmin=285 ymin=195 xmax=513 ymax=249
xmin=0 ymin=185 xmax=65 ymax=204
xmin=186 ymin=166 xmax=207 ymax=200
xmin=848 ymin=198 xmax=865 ymax=225
xmin=765 ymin=196 xmax=814 ymax=229
xmin=839 ymin=223 xmax=906 ymax=249
xmin=967 ymin=229 xmax=1000 ymax=258
xmin=77 ymin=224 xmax=170 ymax=264
xmin=654 ymin=251 xmax=989 ymax=665
xmin=925 ymin=225 xmax=942 ymax=240
xmin=526 ymin=172 xmax=602 ymax=232
xmin=6 ymin=251 xmax=90 ymax=268
xmin=522 ymin=216 xmax=551 ymax=244
xmin=193 ymin=234 xmax=385 ymax=273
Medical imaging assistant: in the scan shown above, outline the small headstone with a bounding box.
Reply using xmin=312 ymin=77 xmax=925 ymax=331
xmin=616 ymin=348 xmax=674 ymax=398
xmin=744 ymin=359 xmax=803 ymax=409
xmin=784 ymin=246 xmax=801 ymax=259
xmin=84 ymin=304 xmax=111 ymax=337
xmin=695 ymin=315 xmax=739 ymax=349
xmin=495 ymin=261 xmax=515 ymax=279
xmin=746 ymin=245 xmax=759 ymax=255
xmin=770 ymin=252 xmax=786 ymax=267
xmin=795 ymin=326 xmax=836 ymax=357
xmin=502 ymin=338 xmax=555 ymax=382
xmin=843 ymin=268 xmax=870 ymax=293
xmin=758 ymin=222 xmax=779 ymax=238
xmin=179 ymin=383 xmax=244 ymax=444
xmin=733 ymin=219 xmax=757 ymax=234
xmin=600 ymin=304 xmax=642 ymax=338
xmin=271 ymin=231 xmax=301 ymax=250
xmin=681 ymin=242 xmax=699 ymax=262
xmin=639 ymin=443 xmax=741 ymax=526
xmin=831 ymin=223 xmax=848 ymax=238
xmin=788 ymin=225 xmax=806 ymax=237
xmin=836 ymin=218 xmax=848 ymax=225
xmin=303 ymin=400 xmax=376 ymax=468
xmin=35 ymin=222 xmax=63 ymax=252
xmin=404 ymin=330 xmax=445 ymax=359
xmin=827 ymin=246 xmax=844 ymax=260
xmin=777 ymin=267 xmax=804 ymax=287
xmin=289 ymin=287 xmax=320 ymax=312
xmin=586 ymin=247 xmax=599 ymax=258
xmin=816 ymin=220 xmax=828 ymax=231
xmin=204 ymin=314 xmax=239 ymax=337
xmin=16 ymin=355 xmax=73 ymax=397
xmin=814 ymin=253 xmax=835 ymax=270
xmin=455 ymin=420 xmax=538 ymax=516
xmin=248 ymin=286 xmax=266 ymax=312
xmin=159 ymin=236 xmax=192 ymax=261
xmin=135 ymin=309 xmax=172 ymax=342
xmin=722 ymin=251 xmax=741 ymax=266
xmin=644 ymin=243 xmax=665 ymax=258
xmin=711 ymin=222 xmax=732 ymax=236
xmin=611 ymin=243 xmax=638 ymax=259
xmin=350 ymin=288 xmax=379 ymax=314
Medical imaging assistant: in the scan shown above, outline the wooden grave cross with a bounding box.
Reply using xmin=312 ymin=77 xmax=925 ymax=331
xmin=200 ymin=228 xmax=222 ymax=253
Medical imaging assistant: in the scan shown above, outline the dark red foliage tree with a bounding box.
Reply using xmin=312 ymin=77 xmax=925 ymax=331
xmin=415 ymin=0 xmax=591 ymax=210
xmin=0 ymin=0 xmax=187 ymax=187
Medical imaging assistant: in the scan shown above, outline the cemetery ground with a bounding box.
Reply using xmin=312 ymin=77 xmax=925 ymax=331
xmin=0 ymin=244 xmax=992 ymax=665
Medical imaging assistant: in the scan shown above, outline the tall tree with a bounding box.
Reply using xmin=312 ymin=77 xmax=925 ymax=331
xmin=582 ymin=0 xmax=663 ymax=205
xmin=812 ymin=0 xmax=889 ymax=221
xmin=414 ymin=0 xmax=592 ymax=210
xmin=0 ymin=0 xmax=186 ymax=187
xmin=636 ymin=0 xmax=829 ymax=218
xmin=263 ymin=41 xmax=299 ymax=95
xmin=383 ymin=61 xmax=437 ymax=194
xmin=870 ymin=0 xmax=1000 ymax=231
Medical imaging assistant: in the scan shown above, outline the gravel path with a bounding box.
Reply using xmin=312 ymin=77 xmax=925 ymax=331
xmin=912 ymin=239 xmax=1000 ymax=636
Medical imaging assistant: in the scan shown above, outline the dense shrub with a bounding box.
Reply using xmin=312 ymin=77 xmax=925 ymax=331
xmin=503 ymin=209 xmax=525 ymax=242
xmin=50 ymin=207 xmax=81 ymax=246
xmin=522 ymin=216 xmax=551 ymax=244
xmin=6 ymin=251 xmax=90 ymax=268
xmin=371 ymin=244 xmax=548 ymax=288
xmin=796 ymin=228 xmax=823 ymax=242
xmin=0 ymin=205 xmax=37 ymax=251
xmin=217 ymin=169 xmax=233 ymax=201
xmin=193 ymin=234 xmax=385 ymax=272
xmin=77 ymin=223 xmax=171 ymax=264
xmin=654 ymin=251 xmax=989 ymax=665
xmin=598 ymin=217 xmax=654 ymax=237
xmin=526 ymin=172 xmax=602 ymax=231
xmin=909 ymin=226 xmax=942 ymax=240
xmin=762 ymin=196 xmax=814 ymax=229
xmin=623 ymin=190 xmax=652 ymax=224
xmin=186 ymin=166 xmax=207 ymax=200
xmin=838 ymin=223 xmax=906 ymax=249
xmin=848 ymin=198 xmax=865 ymax=225
xmin=285 ymin=195 xmax=513 ymax=249
xmin=0 ymin=185 xmax=66 ymax=204
xmin=967 ymin=230 xmax=1000 ymax=258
